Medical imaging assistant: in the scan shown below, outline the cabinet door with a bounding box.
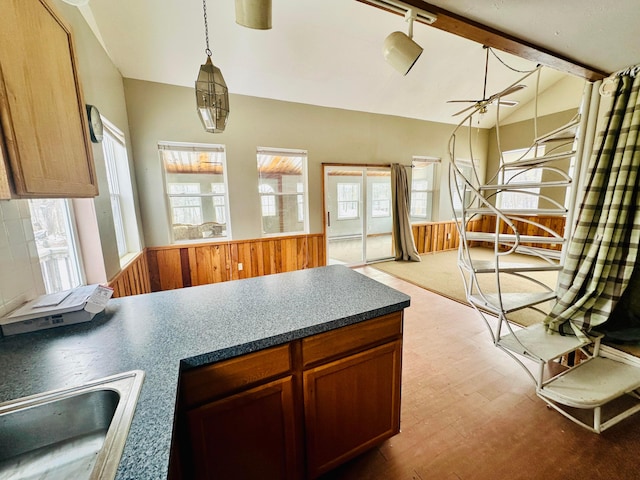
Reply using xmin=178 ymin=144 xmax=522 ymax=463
xmin=0 ymin=0 xmax=97 ymax=197
xmin=186 ymin=375 xmax=301 ymax=480
xmin=303 ymin=340 xmax=402 ymax=478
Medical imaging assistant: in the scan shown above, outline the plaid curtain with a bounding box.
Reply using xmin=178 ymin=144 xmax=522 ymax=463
xmin=545 ymin=72 xmax=640 ymax=335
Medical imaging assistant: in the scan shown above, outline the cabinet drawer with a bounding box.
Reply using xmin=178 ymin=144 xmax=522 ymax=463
xmin=301 ymin=311 xmax=402 ymax=368
xmin=181 ymin=344 xmax=292 ymax=408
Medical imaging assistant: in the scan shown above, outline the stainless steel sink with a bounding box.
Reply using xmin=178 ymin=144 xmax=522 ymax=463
xmin=0 ymin=370 xmax=145 ymax=480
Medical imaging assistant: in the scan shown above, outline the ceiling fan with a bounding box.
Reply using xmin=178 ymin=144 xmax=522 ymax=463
xmin=447 ymin=46 xmax=525 ymax=117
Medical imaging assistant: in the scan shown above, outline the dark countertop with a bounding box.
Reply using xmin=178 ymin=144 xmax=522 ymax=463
xmin=0 ymin=265 xmax=410 ymax=479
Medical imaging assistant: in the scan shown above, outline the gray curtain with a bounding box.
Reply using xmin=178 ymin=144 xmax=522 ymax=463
xmin=544 ymin=71 xmax=640 ymax=335
xmin=391 ymin=163 xmax=420 ymax=262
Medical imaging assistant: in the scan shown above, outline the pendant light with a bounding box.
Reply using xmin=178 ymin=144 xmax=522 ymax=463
xmin=195 ymin=0 xmax=230 ymax=133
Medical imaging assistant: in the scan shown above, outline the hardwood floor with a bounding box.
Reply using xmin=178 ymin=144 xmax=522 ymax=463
xmin=320 ymin=266 xmax=640 ymax=480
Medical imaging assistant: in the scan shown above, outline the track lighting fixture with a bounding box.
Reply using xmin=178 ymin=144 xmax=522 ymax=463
xmin=383 ymin=9 xmax=423 ymax=75
xmin=235 ymin=0 xmax=272 ymax=30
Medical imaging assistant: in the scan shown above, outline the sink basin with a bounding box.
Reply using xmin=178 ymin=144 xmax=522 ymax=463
xmin=0 ymin=370 xmax=145 ymax=480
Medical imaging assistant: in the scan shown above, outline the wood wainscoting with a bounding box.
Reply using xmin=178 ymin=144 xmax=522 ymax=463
xmin=411 ymin=219 xmax=483 ymax=254
xmin=107 ymin=217 xmax=564 ymax=298
xmin=471 ymin=215 xmax=566 ymax=252
xmin=146 ymin=234 xmax=326 ymax=292
xmin=108 ymin=251 xmax=151 ymax=298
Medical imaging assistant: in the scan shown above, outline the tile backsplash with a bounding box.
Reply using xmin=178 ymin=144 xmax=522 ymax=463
xmin=0 ymin=199 xmax=45 ymax=318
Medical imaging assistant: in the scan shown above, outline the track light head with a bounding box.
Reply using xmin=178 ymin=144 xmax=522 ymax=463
xmin=383 ymin=31 xmax=423 ymax=75
xmin=235 ymin=0 xmax=272 ymax=30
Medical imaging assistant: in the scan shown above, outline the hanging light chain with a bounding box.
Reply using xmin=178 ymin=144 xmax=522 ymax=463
xmin=202 ymin=0 xmax=212 ymax=57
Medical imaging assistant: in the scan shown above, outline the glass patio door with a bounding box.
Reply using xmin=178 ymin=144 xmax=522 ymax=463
xmin=324 ymin=165 xmax=393 ymax=266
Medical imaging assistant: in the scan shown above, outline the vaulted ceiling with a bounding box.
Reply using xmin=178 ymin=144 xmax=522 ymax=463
xmin=80 ymin=0 xmax=638 ymax=128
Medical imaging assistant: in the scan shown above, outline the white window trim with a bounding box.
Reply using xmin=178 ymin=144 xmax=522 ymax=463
xmin=411 ymin=156 xmax=440 ymax=221
xmin=159 ymin=141 xmax=232 ymax=244
xmin=102 ymin=118 xmax=141 ymax=264
xmin=257 ymin=147 xmax=309 ymax=237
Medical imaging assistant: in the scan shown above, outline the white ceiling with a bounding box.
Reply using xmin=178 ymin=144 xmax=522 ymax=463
xmin=80 ymin=0 xmax=639 ymax=128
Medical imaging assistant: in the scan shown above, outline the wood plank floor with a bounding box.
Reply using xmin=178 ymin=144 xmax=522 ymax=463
xmin=320 ymin=266 xmax=640 ymax=480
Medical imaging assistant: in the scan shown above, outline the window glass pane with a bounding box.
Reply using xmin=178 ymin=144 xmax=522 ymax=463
xmin=337 ymin=183 xmax=360 ymax=219
xmin=498 ymin=147 xmax=545 ymax=209
xmin=452 ymin=162 xmax=474 ymax=214
xmin=371 ymin=182 xmax=390 ymax=217
xmin=410 ymin=157 xmax=438 ymax=221
xmin=160 ymin=143 xmax=231 ymax=242
xmin=29 ymin=199 xmax=82 ymax=294
xmin=102 ymin=120 xmax=141 ymax=260
xmin=257 ymin=149 xmax=308 ymax=235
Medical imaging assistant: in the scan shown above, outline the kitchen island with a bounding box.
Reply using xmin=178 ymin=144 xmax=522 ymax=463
xmin=0 ymin=265 xmax=410 ymax=478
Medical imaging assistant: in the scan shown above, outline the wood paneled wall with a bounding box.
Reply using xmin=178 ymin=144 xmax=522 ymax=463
xmin=473 ymin=215 xmax=566 ymax=251
xmin=412 ymin=219 xmax=483 ymax=254
xmin=108 ymin=251 xmax=152 ymax=298
xmin=146 ymin=234 xmax=326 ymax=292
xmin=107 ymin=217 xmax=565 ymax=298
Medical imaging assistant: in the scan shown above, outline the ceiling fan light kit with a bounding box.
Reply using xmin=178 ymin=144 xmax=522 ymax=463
xmin=235 ymin=0 xmax=272 ymax=30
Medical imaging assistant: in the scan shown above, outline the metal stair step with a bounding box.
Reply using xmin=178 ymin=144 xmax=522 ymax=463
xmin=465 ymin=232 xmax=564 ymax=244
xmin=502 ymin=150 xmax=576 ymax=168
xmin=534 ymin=114 xmax=581 ymax=145
xmin=464 ymin=259 xmax=561 ymax=274
xmin=479 ymin=180 xmax=571 ymax=190
xmin=465 ymin=207 xmax=567 ymax=216
xmin=513 ymin=246 xmax=563 ymax=259
xmin=468 ymin=291 xmax=556 ymax=314
xmin=498 ymin=323 xmax=590 ymax=362
xmin=539 ymin=356 xmax=640 ymax=407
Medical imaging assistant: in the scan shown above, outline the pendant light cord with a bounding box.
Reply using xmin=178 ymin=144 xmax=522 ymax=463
xmin=202 ymin=0 xmax=212 ymax=57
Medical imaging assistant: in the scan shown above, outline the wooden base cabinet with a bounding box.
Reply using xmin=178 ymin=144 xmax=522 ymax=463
xmin=176 ymin=311 xmax=403 ymax=479
xmin=186 ymin=376 xmax=300 ymax=480
xmin=303 ymin=341 xmax=402 ymax=478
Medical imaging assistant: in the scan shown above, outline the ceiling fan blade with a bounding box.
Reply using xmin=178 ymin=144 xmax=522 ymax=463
xmin=497 ymin=100 xmax=518 ymax=107
xmin=486 ymin=84 xmax=527 ymax=104
xmin=451 ymin=104 xmax=478 ymax=116
xmin=446 ymin=99 xmax=481 ymax=104
xmin=501 ymin=84 xmax=526 ymax=96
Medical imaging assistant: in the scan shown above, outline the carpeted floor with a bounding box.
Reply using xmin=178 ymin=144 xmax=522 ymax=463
xmin=371 ymin=247 xmax=559 ymax=327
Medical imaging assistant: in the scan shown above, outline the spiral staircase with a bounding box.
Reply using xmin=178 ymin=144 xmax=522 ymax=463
xmin=448 ymin=68 xmax=640 ymax=433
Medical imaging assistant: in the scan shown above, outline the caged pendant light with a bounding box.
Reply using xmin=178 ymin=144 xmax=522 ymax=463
xmin=195 ymin=0 xmax=229 ymax=133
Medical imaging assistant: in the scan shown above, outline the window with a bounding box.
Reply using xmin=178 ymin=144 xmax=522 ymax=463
xmin=451 ymin=160 xmax=476 ymax=215
xmin=371 ymin=182 xmax=390 ymax=217
xmin=102 ymin=119 xmax=141 ymax=261
xmin=337 ymin=183 xmax=360 ymax=219
xmin=257 ymin=148 xmax=308 ymax=235
xmin=168 ymin=183 xmax=203 ymax=224
xmin=410 ymin=157 xmax=439 ymax=221
xmin=259 ymin=184 xmax=276 ymax=217
xmin=159 ymin=142 xmax=231 ymax=242
xmin=498 ymin=147 xmax=545 ymax=210
xmin=29 ymin=199 xmax=83 ymax=294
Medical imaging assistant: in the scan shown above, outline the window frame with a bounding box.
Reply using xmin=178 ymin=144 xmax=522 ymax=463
xmin=28 ymin=198 xmax=85 ymax=294
xmin=159 ymin=142 xmax=232 ymax=243
xmin=102 ymin=118 xmax=141 ymax=263
xmin=256 ymin=147 xmax=309 ymax=236
xmin=497 ymin=147 xmax=546 ymax=210
xmin=336 ymin=182 xmax=360 ymax=220
xmin=410 ymin=156 xmax=440 ymax=221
